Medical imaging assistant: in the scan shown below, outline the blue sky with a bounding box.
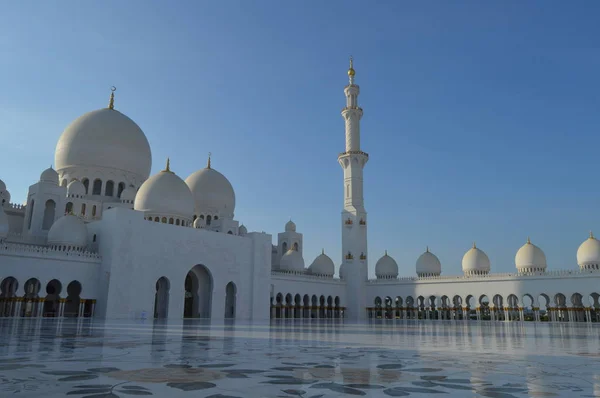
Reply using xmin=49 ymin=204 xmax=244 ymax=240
xmin=1 ymin=1 xmax=599 ymax=277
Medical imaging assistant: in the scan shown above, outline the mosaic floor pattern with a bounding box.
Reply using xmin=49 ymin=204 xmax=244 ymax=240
xmin=0 ymin=319 xmax=599 ymax=397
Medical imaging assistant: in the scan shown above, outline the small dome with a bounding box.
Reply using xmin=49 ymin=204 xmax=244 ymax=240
xmin=515 ymin=238 xmax=547 ymax=272
xmin=0 ymin=206 xmax=9 ymax=239
xmin=185 ymin=160 xmax=236 ymax=219
xmin=285 ymin=219 xmax=296 ymax=232
xmin=47 ymin=214 xmax=88 ymax=249
xmin=309 ymin=250 xmax=335 ymax=277
xmin=134 ymin=162 xmax=194 ymax=222
xmin=339 ymin=263 xmax=345 ymax=279
xmin=416 ymin=247 xmax=442 ymax=277
xmin=375 ymin=251 xmax=398 ymax=279
xmin=279 ymin=248 xmax=305 ymax=272
xmin=193 ymin=217 xmax=205 ymax=229
xmin=67 ymin=180 xmax=86 ymax=197
xmin=0 ymin=179 xmax=5 ymax=192
xmin=120 ymin=186 xmax=136 ymax=202
xmin=462 ymin=243 xmax=491 ymax=275
xmin=55 ymin=107 xmax=152 ymax=180
xmin=40 ymin=167 xmax=59 ymax=184
xmin=577 ymin=232 xmax=600 ymax=270
xmin=238 ymin=224 xmax=247 ymax=236
xmin=0 ymin=188 xmax=10 ymax=207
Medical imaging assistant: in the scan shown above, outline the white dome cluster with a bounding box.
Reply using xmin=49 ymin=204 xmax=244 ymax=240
xmin=416 ymin=247 xmax=441 ymax=277
xmin=375 ymin=251 xmax=398 ymax=279
xmin=515 ymin=237 xmax=547 ymax=273
xmin=308 ymin=250 xmax=335 ymax=277
xmin=40 ymin=167 xmax=59 ymax=185
xmin=577 ymin=232 xmax=600 ymax=270
xmin=47 ymin=214 xmax=88 ymax=250
xmin=462 ymin=243 xmax=490 ymax=276
xmin=185 ymin=157 xmax=236 ymax=221
xmin=135 ymin=159 xmax=194 ymax=226
xmin=285 ymin=220 xmax=296 ymax=232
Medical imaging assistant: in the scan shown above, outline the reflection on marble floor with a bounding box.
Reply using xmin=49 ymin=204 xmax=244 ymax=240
xmin=0 ymin=319 xmax=599 ymax=397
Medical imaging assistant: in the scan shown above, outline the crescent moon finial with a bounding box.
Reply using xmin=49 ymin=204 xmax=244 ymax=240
xmin=111 ymin=86 xmax=116 ymax=92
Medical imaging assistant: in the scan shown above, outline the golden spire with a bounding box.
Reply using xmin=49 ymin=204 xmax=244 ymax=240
xmin=590 ymin=231 xmax=595 ymax=239
xmin=162 ymin=157 xmax=172 ymax=173
xmin=473 ymin=241 xmax=476 ymax=249
xmin=384 ymin=250 xmax=388 ymax=256
xmin=207 ymin=152 xmax=212 ymax=169
xmin=108 ymin=86 xmax=116 ymax=110
xmin=322 ymin=248 xmax=325 ymax=255
xmin=527 ymin=236 xmax=531 ymax=244
xmin=426 ymin=246 xmax=429 ymax=253
xmin=348 ymin=56 xmax=355 ymax=84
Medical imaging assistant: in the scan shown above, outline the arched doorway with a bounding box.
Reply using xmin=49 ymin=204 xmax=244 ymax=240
xmin=0 ymin=277 xmax=19 ymax=317
xmin=184 ymin=265 xmax=213 ymax=318
xmin=64 ymin=281 xmax=82 ymax=317
xmin=43 ymin=279 xmax=62 ymax=317
xmin=154 ymin=277 xmax=170 ymax=319
xmin=22 ymin=278 xmax=41 ymax=317
xmin=224 ymin=282 xmax=236 ymax=319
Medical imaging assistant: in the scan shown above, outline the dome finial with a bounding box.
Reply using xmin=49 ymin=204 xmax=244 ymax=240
xmin=473 ymin=241 xmax=476 ymax=249
xmin=207 ymin=152 xmax=212 ymax=169
xmin=384 ymin=249 xmax=388 ymax=256
xmin=590 ymin=230 xmax=595 ymax=239
xmin=322 ymin=248 xmax=325 ymax=255
xmin=347 ymin=56 xmax=355 ymax=84
xmin=527 ymin=236 xmax=531 ymax=244
xmin=162 ymin=157 xmax=172 ymax=173
xmin=108 ymin=86 xmax=116 ymax=110
xmin=426 ymin=245 xmax=429 ymax=253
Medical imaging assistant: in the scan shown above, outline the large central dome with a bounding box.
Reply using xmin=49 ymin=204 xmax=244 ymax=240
xmin=55 ymin=107 xmax=152 ymax=180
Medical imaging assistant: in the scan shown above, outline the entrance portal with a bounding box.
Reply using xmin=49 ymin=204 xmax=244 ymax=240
xmin=184 ymin=265 xmax=213 ymax=318
xmin=154 ymin=277 xmax=170 ymax=319
xmin=224 ymin=282 xmax=236 ymax=318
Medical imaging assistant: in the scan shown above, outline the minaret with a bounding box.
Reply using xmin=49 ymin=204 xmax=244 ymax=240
xmin=338 ymin=57 xmax=368 ymax=321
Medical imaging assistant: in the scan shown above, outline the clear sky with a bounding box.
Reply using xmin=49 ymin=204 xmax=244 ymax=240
xmin=1 ymin=1 xmax=599 ymax=277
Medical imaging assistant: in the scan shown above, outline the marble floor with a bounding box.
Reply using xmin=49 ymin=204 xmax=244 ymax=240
xmin=0 ymin=319 xmax=599 ymax=397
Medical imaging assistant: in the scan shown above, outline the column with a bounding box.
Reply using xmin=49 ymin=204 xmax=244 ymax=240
xmin=519 ymin=307 xmax=524 ymax=322
xmin=476 ymin=308 xmax=481 ymax=321
xmin=90 ymin=300 xmax=96 ymax=318
xmin=586 ymin=308 xmax=592 ymax=323
xmin=58 ymin=298 xmax=66 ymax=318
xmin=78 ymin=299 xmax=86 ymax=318
xmin=37 ymin=298 xmax=44 ymax=317
xmin=14 ymin=298 xmax=23 ymax=318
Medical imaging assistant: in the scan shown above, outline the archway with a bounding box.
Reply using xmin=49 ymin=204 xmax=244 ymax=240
xmin=493 ymin=294 xmax=504 ymax=321
xmin=184 ymin=265 xmax=213 ymax=318
xmin=453 ymin=295 xmax=463 ymax=320
xmin=374 ymin=296 xmax=382 ymax=319
xmin=42 ymin=200 xmax=56 ymax=230
xmin=285 ymin=294 xmax=293 ymax=318
xmin=311 ymin=295 xmax=318 ymax=318
xmin=0 ymin=277 xmax=19 ymax=317
xmin=64 ymin=281 xmax=82 ymax=317
xmin=522 ymin=294 xmax=534 ymax=321
xmin=479 ymin=295 xmax=490 ymax=320
xmin=224 ymin=282 xmax=236 ymax=319
xmin=22 ymin=278 xmax=41 ymax=317
xmin=275 ymin=293 xmax=283 ymax=318
xmin=303 ymin=295 xmax=310 ymax=318
xmin=43 ymin=279 xmax=62 ymax=317
xmin=154 ymin=277 xmax=170 ymax=319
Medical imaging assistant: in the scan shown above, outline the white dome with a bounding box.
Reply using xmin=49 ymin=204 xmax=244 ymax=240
xmin=515 ymin=238 xmax=547 ymax=272
xmin=309 ymin=250 xmax=335 ymax=277
xmin=0 ymin=188 xmax=10 ymax=207
xmin=120 ymin=186 xmax=136 ymax=202
xmin=55 ymin=107 xmax=152 ymax=180
xmin=339 ymin=263 xmax=345 ymax=279
xmin=0 ymin=179 xmax=6 ymax=192
xmin=577 ymin=232 xmax=600 ymax=270
xmin=279 ymin=248 xmax=305 ymax=272
xmin=40 ymin=167 xmax=59 ymax=184
xmin=462 ymin=243 xmax=491 ymax=275
xmin=134 ymin=162 xmax=194 ymax=222
xmin=193 ymin=217 xmax=205 ymax=229
xmin=238 ymin=224 xmax=247 ymax=236
xmin=375 ymin=251 xmax=398 ymax=279
xmin=47 ymin=214 xmax=88 ymax=249
xmin=67 ymin=180 xmax=86 ymax=197
xmin=285 ymin=220 xmax=296 ymax=232
xmin=185 ymin=162 xmax=235 ymax=219
xmin=416 ymin=248 xmax=441 ymax=277
xmin=0 ymin=206 xmax=9 ymax=239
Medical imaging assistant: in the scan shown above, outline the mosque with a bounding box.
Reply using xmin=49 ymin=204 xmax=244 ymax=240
xmin=1 ymin=60 xmax=599 ymax=324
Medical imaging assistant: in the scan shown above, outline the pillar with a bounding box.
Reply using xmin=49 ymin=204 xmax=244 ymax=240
xmin=14 ymin=298 xmax=23 ymax=318
xmin=90 ymin=300 xmax=96 ymax=318
xmin=58 ymin=298 xmax=66 ymax=318
xmin=78 ymin=299 xmax=85 ymax=318
xmin=37 ymin=298 xmax=44 ymax=317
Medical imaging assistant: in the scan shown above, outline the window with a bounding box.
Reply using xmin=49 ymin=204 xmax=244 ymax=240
xmin=214 ymin=216 xmax=219 ymax=220
xmin=105 ymin=180 xmax=114 ymax=196
xmin=92 ymin=179 xmax=102 ymax=195
xmin=199 ymin=215 xmax=205 ymax=219
xmin=154 ymin=217 xmax=159 ymax=222
xmin=82 ymin=179 xmax=89 ymax=194
xmin=206 ymin=215 xmax=212 ymax=225
xmin=27 ymin=199 xmax=35 ymax=230
xmin=169 ymin=218 xmax=174 ymax=224
xmin=161 ymin=217 xmax=167 ymax=223
xmin=117 ymin=182 xmax=125 ymax=198
xmin=81 ymin=203 xmax=86 ymax=216
xmin=92 ymin=205 xmax=97 ymax=217
xmin=65 ymin=202 xmax=73 ymax=214
xmin=293 ymin=242 xmax=299 ymax=251
xmin=176 ymin=219 xmax=180 ymax=226
xmin=92 ymin=234 xmax=97 ymax=242
xmin=42 ymin=200 xmax=56 ymax=230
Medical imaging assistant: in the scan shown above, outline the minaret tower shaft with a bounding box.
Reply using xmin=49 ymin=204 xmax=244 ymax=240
xmin=338 ymin=57 xmax=368 ymax=321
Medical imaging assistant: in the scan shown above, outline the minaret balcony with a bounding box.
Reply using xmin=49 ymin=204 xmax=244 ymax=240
xmin=359 ymin=252 xmax=366 ymax=261
xmin=345 ymin=251 xmax=354 ymax=261
xmin=338 ymin=150 xmax=369 ymax=158
xmin=344 ymin=218 xmax=353 ymax=228
xmin=359 ymin=218 xmax=366 ymax=226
